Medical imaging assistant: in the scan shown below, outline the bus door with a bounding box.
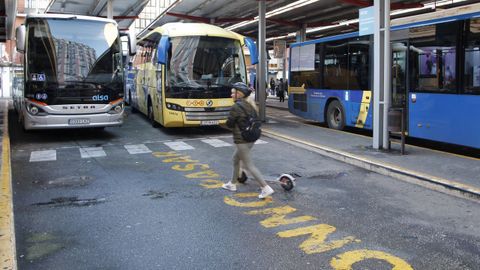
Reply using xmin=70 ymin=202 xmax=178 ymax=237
xmin=391 ymin=41 xmax=408 ymax=131
xmin=149 ymin=35 xmax=163 ymax=125
xmin=391 ymin=41 xmax=408 ymax=109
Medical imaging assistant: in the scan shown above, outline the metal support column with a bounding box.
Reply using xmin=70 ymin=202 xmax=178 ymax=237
xmin=258 ymin=0 xmax=267 ymax=121
xmin=373 ymin=0 xmax=390 ymax=149
xmin=382 ymin=1 xmax=391 ymax=148
xmin=107 ymin=0 xmax=114 ymax=19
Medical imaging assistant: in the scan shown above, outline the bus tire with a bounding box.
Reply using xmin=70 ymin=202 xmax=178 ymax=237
xmin=148 ymin=103 xmax=159 ymax=128
xmin=326 ymin=100 xmax=345 ymax=130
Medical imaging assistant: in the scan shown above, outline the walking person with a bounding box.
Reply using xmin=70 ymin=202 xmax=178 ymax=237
xmin=269 ymin=78 xmax=276 ymax=96
xmin=222 ymin=82 xmax=274 ymax=199
xmin=278 ymin=78 xmax=285 ymax=102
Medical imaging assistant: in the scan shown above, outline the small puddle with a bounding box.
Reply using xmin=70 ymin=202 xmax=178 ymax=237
xmin=33 ymin=196 xmax=106 ymax=207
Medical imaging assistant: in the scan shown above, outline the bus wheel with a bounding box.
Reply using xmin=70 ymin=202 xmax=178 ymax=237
xmin=148 ymin=104 xmax=159 ymax=128
xmin=326 ymin=100 xmax=345 ymax=130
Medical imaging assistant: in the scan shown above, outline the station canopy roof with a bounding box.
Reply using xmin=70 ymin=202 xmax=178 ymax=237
xmin=45 ymin=0 xmax=150 ymax=30
xmin=140 ymin=0 xmax=479 ymax=47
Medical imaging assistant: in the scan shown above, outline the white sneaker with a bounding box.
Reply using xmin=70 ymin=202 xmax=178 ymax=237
xmin=258 ymin=185 xmax=274 ymax=199
xmin=222 ymin=182 xmax=237 ymax=192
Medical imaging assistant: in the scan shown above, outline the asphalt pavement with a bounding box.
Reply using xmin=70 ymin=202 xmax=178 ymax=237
xmin=6 ymin=107 xmax=480 ymax=270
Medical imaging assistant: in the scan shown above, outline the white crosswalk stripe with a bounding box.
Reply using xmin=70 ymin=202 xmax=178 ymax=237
xmin=30 ymin=150 xmax=57 ymax=162
xmin=201 ymin=139 xmax=232 ymax=148
xmin=124 ymin=144 xmax=152 ymax=154
xmin=164 ymin=141 xmax=195 ymax=151
xmin=80 ymin=147 xmax=106 ymax=158
xmin=25 ymin=138 xmax=268 ymax=162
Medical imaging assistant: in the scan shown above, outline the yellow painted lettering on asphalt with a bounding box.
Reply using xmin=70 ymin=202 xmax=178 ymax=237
xmin=152 ymin=151 xmax=179 ymax=158
xmin=172 ymin=163 xmax=210 ymax=171
xmin=199 ymin=179 xmax=224 ymax=189
xmin=277 ymin=224 xmax=360 ymax=254
xmin=185 ymin=170 xmax=220 ymax=179
xmin=246 ymin=206 xmax=317 ymax=228
xmin=330 ymin=249 xmax=414 ymax=270
xmin=163 ymin=156 xmax=199 ymax=163
xmin=224 ymin=193 xmax=273 ymax=208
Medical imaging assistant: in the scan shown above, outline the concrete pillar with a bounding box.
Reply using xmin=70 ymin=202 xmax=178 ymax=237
xmin=373 ymin=0 xmax=390 ymax=149
xmin=382 ymin=1 xmax=391 ymax=148
xmin=107 ymin=0 xmax=114 ymax=19
xmin=258 ymin=0 xmax=267 ymax=121
xmin=295 ymin=26 xmax=306 ymax=43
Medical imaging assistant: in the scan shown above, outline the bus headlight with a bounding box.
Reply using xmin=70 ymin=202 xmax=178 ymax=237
xmin=166 ymin=103 xmax=184 ymax=111
xmin=26 ymin=104 xmax=47 ymax=116
xmin=108 ymin=102 xmax=124 ymax=114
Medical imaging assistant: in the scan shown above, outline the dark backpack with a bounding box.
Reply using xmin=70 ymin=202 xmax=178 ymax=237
xmin=238 ymin=103 xmax=262 ymax=142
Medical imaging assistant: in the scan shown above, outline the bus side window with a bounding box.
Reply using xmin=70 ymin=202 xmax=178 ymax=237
xmin=463 ymin=18 xmax=480 ymax=94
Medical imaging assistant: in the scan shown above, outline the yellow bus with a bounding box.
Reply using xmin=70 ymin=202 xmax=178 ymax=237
xmin=129 ymin=22 xmax=258 ymax=127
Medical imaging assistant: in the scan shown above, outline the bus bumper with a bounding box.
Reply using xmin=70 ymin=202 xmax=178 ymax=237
xmin=23 ymin=112 xmax=124 ymax=130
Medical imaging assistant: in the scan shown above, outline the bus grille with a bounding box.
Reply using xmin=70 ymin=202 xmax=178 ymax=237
xmin=185 ymin=106 xmax=231 ymax=121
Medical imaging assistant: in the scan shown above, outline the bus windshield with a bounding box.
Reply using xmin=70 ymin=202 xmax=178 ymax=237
xmin=26 ymin=18 xmax=123 ymax=104
xmin=166 ymin=36 xmax=247 ymax=99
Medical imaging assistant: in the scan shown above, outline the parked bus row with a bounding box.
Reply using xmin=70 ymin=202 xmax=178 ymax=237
xmin=13 ymin=15 xmax=257 ymax=130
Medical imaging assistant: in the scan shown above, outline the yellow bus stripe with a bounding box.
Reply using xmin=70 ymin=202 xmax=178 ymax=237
xmin=355 ymin=91 xmax=371 ymax=128
xmin=0 ymin=101 xmax=17 ymax=270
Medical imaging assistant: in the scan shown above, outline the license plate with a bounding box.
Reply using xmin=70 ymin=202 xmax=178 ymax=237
xmin=200 ymin=120 xmax=219 ymax=126
xmin=68 ymin=118 xmax=90 ymax=125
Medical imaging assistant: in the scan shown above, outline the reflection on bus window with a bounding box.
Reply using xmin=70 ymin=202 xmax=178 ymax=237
xmin=464 ymin=18 xmax=480 ymax=94
xmin=166 ymin=36 xmax=246 ymax=99
xmin=409 ymin=22 xmax=459 ymax=93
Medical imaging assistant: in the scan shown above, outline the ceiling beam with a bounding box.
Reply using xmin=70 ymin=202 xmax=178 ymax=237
xmin=338 ymin=0 xmax=423 ymax=10
xmin=90 ymin=0 xmax=108 ymax=16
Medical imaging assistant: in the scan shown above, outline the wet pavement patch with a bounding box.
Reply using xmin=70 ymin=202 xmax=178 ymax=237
xmin=142 ymin=190 xmax=173 ymax=199
xmin=23 ymin=233 xmax=64 ymax=261
xmin=33 ymin=176 xmax=93 ymax=188
xmin=33 ymin=196 xmax=106 ymax=207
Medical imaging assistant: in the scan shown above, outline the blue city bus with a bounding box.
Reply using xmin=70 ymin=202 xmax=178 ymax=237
xmin=288 ymin=4 xmax=480 ymax=149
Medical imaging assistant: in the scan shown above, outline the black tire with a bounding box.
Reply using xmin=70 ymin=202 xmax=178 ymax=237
xmin=326 ymin=100 xmax=345 ymax=130
xmin=238 ymin=171 xmax=248 ymax=183
xmin=279 ymin=177 xmax=294 ymax=191
xmin=148 ymin=103 xmax=159 ymax=128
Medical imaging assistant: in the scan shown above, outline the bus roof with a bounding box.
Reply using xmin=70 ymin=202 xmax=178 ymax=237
xmin=291 ymin=2 xmax=480 ymax=48
xmin=143 ymin=22 xmax=244 ymax=43
xmin=25 ymin=14 xmax=117 ymax=25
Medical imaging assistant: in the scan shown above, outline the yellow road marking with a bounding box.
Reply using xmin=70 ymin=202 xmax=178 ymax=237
xmin=0 ymin=101 xmax=17 ymax=270
xmin=330 ymin=249 xmax=414 ymax=270
xmin=153 ymin=144 xmax=414 ymax=268
xmin=224 ymin=193 xmax=273 ymax=208
xmin=199 ymin=179 xmax=224 ymax=189
xmin=246 ymin=205 xmax=316 ymax=228
xmin=277 ymin=224 xmax=360 ymax=254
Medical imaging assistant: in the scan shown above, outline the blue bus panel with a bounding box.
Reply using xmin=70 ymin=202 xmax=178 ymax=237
xmin=288 ymin=89 xmax=373 ymax=129
xmin=409 ymin=93 xmax=480 ymax=148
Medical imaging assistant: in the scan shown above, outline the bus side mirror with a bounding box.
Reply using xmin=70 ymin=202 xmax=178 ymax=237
xmin=128 ymin=31 xmax=137 ymax=56
xmin=245 ymin=37 xmax=258 ymax=65
xmin=157 ymin=35 xmax=170 ymax=65
xmin=16 ymin=25 xmax=26 ymax=53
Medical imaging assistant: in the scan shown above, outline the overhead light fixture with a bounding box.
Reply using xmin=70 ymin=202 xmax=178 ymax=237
xmin=226 ymin=0 xmax=321 ymax=31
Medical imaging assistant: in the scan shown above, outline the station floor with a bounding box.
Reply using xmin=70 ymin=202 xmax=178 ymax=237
xmin=264 ymin=95 xmax=480 ymax=200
